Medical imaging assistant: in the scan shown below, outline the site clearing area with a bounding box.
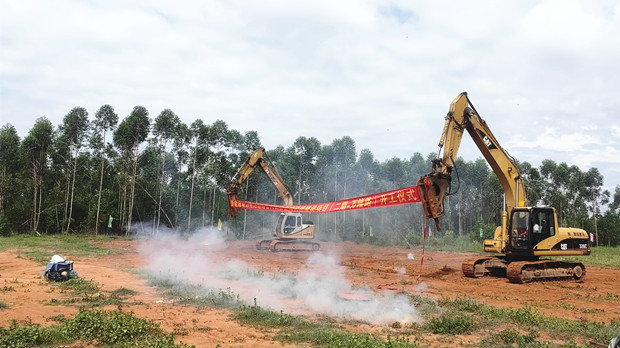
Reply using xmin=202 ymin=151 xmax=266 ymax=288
xmin=1 ymin=236 xmax=619 ymax=347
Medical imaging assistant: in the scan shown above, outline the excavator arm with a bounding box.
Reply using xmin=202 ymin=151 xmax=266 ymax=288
xmin=418 ymin=92 xmax=526 ymax=232
xmin=226 ymin=148 xmax=293 ymax=218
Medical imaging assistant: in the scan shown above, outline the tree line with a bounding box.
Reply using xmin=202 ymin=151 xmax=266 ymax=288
xmin=1 ymin=104 xmax=618 ymax=246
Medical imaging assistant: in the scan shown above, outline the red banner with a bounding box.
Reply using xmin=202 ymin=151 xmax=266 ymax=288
xmin=229 ymin=186 xmax=421 ymax=213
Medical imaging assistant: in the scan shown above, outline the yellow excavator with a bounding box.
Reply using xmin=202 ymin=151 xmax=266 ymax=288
xmin=227 ymin=148 xmax=319 ymax=252
xmin=418 ymin=92 xmax=590 ymax=283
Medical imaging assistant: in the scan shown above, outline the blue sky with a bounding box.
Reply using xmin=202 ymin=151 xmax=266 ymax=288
xmin=1 ymin=0 xmax=619 ymax=196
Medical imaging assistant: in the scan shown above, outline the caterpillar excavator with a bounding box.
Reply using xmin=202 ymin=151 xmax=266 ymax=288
xmin=227 ymin=148 xmax=320 ymax=252
xmin=418 ymin=92 xmax=590 ymax=283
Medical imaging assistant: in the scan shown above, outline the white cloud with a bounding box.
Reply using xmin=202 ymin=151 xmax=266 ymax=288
xmin=1 ymin=0 xmax=619 ymax=188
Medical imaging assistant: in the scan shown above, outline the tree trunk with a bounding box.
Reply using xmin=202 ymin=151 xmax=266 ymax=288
xmin=202 ymin=186 xmax=207 ymax=226
xmin=31 ymin=158 xmax=38 ymax=232
xmin=187 ymin=149 xmax=197 ymax=231
xmin=95 ymin=130 xmax=107 ymax=235
xmin=127 ymin=155 xmax=138 ymax=235
xmin=243 ymin=179 xmax=249 ymax=239
xmin=156 ymin=149 xmax=165 ymax=232
xmin=211 ymin=186 xmax=216 ymax=226
xmin=66 ymin=146 xmax=79 ymax=233
xmin=458 ymin=188 xmax=463 ymax=236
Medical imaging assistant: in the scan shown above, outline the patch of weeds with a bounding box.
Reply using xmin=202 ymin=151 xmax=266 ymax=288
xmin=427 ymin=311 xmax=476 ymax=335
xmin=57 ymin=277 xmax=100 ymax=295
xmin=408 ymin=294 xmax=440 ymax=319
xmin=111 ymin=287 xmax=138 ymax=298
xmin=46 ymin=314 xmax=67 ymax=323
xmin=0 ymin=310 xmax=191 ymax=348
xmin=0 ymin=319 xmax=68 ymax=347
xmin=0 ymin=299 xmax=7 ymax=309
xmin=62 ymin=309 xmax=189 ymax=347
xmin=160 ymin=282 xmax=243 ymax=309
xmin=0 ymin=285 xmax=16 ymax=292
xmin=47 ymin=278 xmax=135 ymax=308
xmin=233 ymin=299 xmax=306 ymax=328
xmin=232 ymin=301 xmax=417 ymax=347
xmin=439 ymin=296 xmax=620 ymax=343
xmin=481 ymin=328 xmax=591 ymax=347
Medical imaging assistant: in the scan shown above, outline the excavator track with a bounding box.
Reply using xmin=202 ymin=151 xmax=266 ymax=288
xmin=269 ymin=239 xmax=320 ymax=252
xmin=506 ymin=260 xmax=586 ymax=284
xmin=256 ymin=240 xmax=272 ymax=250
xmin=462 ymin=257 xmax=507 ymax=278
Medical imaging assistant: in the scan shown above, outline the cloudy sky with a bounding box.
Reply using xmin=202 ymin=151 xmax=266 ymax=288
xmin=1 ymin=0 xmax=619 ymax=193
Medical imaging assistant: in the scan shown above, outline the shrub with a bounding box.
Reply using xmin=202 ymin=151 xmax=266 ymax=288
xmin=427 ymin=311 xmax=476 ymax=335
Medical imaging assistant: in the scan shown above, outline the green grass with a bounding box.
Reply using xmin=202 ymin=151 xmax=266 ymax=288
xmin=438 ymin=297 xmax=620 ymax=344
xmin=0 ymin=310 xmax=190 ymax=348
xmin=555 ymin=246 xmax=620 ymax=268
xmin=232 ymin=301 xmax=417 ymax=348
xmin=47 ymin=278 xmax=141 ymax=308
xmin=0 ymin=300 xmax=7 ymax=309
xmin=0 ymin=234 xmax=125 ymax=264
xmin=146 ymin=273 xmax=417 ymax=347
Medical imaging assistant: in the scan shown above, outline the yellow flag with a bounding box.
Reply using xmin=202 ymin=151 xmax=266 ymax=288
xmin=217 ymin=219 xmax=222 ymax=231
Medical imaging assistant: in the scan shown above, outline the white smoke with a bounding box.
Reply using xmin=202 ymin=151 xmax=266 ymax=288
xmin=138 ymin=227 xmax=419 ymax=325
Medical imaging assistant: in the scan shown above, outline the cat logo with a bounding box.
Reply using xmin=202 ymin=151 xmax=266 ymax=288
xmin=483 ymin=136 xmax=493 ymax=148
xmin=476 ymin=130 xmax=497 ymax=150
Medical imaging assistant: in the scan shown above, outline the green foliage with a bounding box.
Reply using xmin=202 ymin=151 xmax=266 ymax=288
xmin=0 ymin=311 xmax=187 ymax=348
xmin=439 ymin=297 xmax=620 ymax=343
xmin=147 ymin=274 xmax=243 ymax=309
xmin=556 ymin=246 xmax=620 ymax=268
xmin=0 ymin=299 xmax=7 ymax=309
xmin=427 ymin=311 xmax=476 ymax=334
xmin=0 ymin=214 xmax=10 ymax=237
xmin=48 ymin=278 xmax=140 ymax=308
xmin=403 ymin=232 xmax=481 ymax=252
xmin=0 ymin=234 xmax=123 ymax=263
xmin=232 ymin=302 xmax=416 ymax=347
xmin=62 ymin=309 xmax=159 ymax=345
xmin=0 ymin=320 xmax=50 ymax=348
xmin=4 ymin=108 xmax=614 ymax=245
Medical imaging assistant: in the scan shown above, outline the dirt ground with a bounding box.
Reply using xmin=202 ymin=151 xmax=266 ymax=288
xmin=1 ymin=239 xmax=619 ymax=347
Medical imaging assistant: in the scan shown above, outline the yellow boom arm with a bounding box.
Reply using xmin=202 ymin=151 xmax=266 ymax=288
xmin=227 ymin=148 xmax=293 ymax=217
xmin=418 ymin=92 xmax=526 ymax=233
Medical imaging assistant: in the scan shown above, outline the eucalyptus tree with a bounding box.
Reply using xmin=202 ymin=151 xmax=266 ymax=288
xmin=59 ymin=107 xmax=90 ymax=233
xmin=292 ymin=136 xmax=321 ymax=205
xmin=0 ymin=124 xmax=20 ymax=218
xmin=172 ymin=121 xmax=191 ymax=228
xmin=21 ymin=118 xmax=54 ymax=233
xmin=92 ymin=104 xmax=118 ymax=234
xmin=114 ymin=106 xmax=150 ymax=234
xmin=206 ymin=120 xmax=237 ymax=226
xmin=331 ymin=136 xmax=356 ymax=234
xmin=187 ymin=120 xmax=212 ymax=230
xmin=152 ymin=109 xmax=181 ymax=231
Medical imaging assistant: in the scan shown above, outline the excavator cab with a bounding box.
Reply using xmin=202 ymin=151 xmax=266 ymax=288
xmin=508 ymin=207 xmax=560 ymax=257
xmin=274 ymin=213 xmax=314 ymax=238
xmin=508 ymin=209 xmax=533 ymax=255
